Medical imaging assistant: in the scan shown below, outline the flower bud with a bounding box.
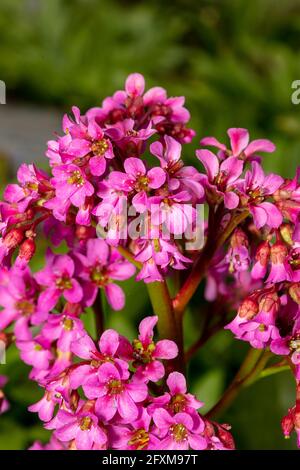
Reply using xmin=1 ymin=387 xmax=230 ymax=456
xmin=3 ymin=229 xmax=24 ymax=249
xmin=238 ymin=297 xmax=259 ymax=319
xmin=18 ymin=238 xmax=36 ymax=262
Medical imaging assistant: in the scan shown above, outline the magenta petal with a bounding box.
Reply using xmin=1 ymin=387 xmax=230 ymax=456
xmin=126 ymin=381 xmax=148 ymax=402
xmin=154 ymin=340 xmax=178 ymax=360
xmin=188 ymin=434 xmax=208 ymax=450
xmin=166 ymin=372 xmax=187 ymax=394
xmin=104 ymin=283 xmax=125 ymax=311
xmin=227 ymin=128 xmax=249 ymax=156
xmin=196 ymin=149 xmax=219 ymax=181
xmin=125 ymin=73 xmax=145 ymax=96
xmin=244 ymin=139 xmax=276 ymax=156
xmin=224 ymin=191 xmax=239 ymax=209
xmin=118 ymin=391 xmax=138 ymax=422
xmin=148 ymin=167 xmax=166 ymax=189
xmin=124 ymin=157 xmax=146 ymax=177
xmin=153 ymin=408 xmax=174 ymax=429
xmin=139 ymin=316 xmax=158 ymax=344
xmin=99 ymin=329 xmax=119 ymax=356
xmin=96 ymin=395 xmax=117 ymax=421
xmin=64 ymin=279 xmax=83 ymax=303
xmin=71 ymin=334 xmax=95 ymax=359
xmin=89 ymin=155 xmax=106 ymax=176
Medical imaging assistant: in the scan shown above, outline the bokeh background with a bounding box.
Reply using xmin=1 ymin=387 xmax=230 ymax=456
xmin=0 ymin=0 xmax=299 ymax=450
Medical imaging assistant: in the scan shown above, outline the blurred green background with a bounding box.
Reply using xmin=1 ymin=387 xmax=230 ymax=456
xmin=0 ymin=0 xmax=299 ymax=450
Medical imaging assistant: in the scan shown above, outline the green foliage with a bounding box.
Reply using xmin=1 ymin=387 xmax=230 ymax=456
xmin=0 ymin=0 xmax=299 ymax=450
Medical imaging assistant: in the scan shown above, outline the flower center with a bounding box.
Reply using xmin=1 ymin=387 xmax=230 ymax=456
xmin=79 ymin=416 xmax=92 ymax=431
xmin=169 ymin=423 xmax=188 ymax=443
xmin=67 ymin=170 xmax=84 ymax=187
xmin=289 ymin=337 xmax=300 ymax=352
xmin=90 ymin=266 xmax=109 ymax=287
xmin=128 ymin=429 xmax=149 ymax=450
xmin=91 ymin=139 xmax=109 ymax=156
xmin=169 ymin=394 xmax=186 ymax=413
xmin=63 ymin=317 xmax=74 ymax=331
xmin=107 ymin=379 xmax=124 ymax=395
xmin=135 ymin=175 xmax=149 ymax=191
xmin=126 ymin=129 xmax=138 ymax=137
xmin=248 ymin=188 xmax=264 ymax=203
xmin=15 ymin=300 xmax=35 ymax=316
xmin=56 ymin=276 xmax=72 ymax=290
xmin=132 ymin=339 xmax=155 ymax=364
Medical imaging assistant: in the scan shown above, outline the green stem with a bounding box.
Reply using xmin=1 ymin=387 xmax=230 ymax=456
xmin=173 ymin=210 xmax=249 ymax=317
xmin=205 ymin=348 xmax=269 ymax=420
xmin=147 ymin=281 xmax=184 ymax=373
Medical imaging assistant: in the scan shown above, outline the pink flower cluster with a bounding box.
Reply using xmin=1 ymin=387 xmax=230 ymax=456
xmin=25 ymin=317 xmax=233 ymax=451
xmin=1 ymin=73 xmax=300 ymax=449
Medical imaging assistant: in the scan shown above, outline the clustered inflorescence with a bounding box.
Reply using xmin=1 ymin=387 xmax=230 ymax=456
xmin=0 ymin=74 xmax=299 ymax=449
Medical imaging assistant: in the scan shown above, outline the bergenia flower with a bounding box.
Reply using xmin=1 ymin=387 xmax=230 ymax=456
xmin=196 ymin=150 xmax=243 ymax=209
xmin=35 ymin=252 xmax=83 ymax=311
xmin=153 ymin=409 xmax=207 ymax=450
xmin=74 ymin=238 xmax=135 ymax=310
xmin=200 ymin=127 xmax=276 ymax=161
xmin=83 ymin=362 xmax=148 ymax=423
xmin=131 ymin=316 xmax=178 ymax=382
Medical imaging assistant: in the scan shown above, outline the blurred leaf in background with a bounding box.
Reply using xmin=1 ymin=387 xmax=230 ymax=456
xmin=0 ymin=0 xmax=299 ymax=449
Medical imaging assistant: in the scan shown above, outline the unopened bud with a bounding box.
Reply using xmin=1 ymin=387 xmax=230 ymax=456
xmin=270 ymin=241 xmax=288 ymax=265
xmin=255 ymin=240 xmax=270 ymax=265
xmin=3 ymin=229 xmax=23 ymax=249
xmin=18 ymin=238 xmax=36 ymax=261
xmin=238 ymin=298 xmax=259 ymax=319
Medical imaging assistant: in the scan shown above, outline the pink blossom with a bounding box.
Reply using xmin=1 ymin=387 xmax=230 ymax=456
xmin=130 ymin=316 xmax=178 ymax=382
xmin=35 ymin=252 xmax=83 ymax=311
xmin=84 ymin=362 xmax=148 ymax=423
xmin=239 ymin=162 xmax=283 ymax=228
xmin=196 ymin=150 xmax=243 ymax=209
xmin=48 ymin=408 xmax=107 ymax=450
xmin=200 ymin=127 xmax=275 ymax=161
xmin=70 ymin=328 xmax=128 ymax=389
xmin=153 ymin=409 xmax=207 ymax=450
xmin=150 ymin=136 xmax=204 ymax=199
xmin=74 ymin=238 xmax=135 ymax=310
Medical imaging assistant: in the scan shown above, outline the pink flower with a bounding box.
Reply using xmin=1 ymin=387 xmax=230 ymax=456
xmin=84 ymin=362 xmax=148 ymax=423
xmin=35 ymin=252 xmax=83 ymax=311
xmin=148 ymin=372 xmax=203 ymax=415
xmin=153 ymin=409 xmax=207 ymax=450
xmin=108 ymin=409 xmax=159 ymax=450
xmin=130 ymin=316 xmax=178 ymax=382
xmin=239 ymin=162 xmax=283 ymax=228
xmin=59 ymin=106 xmax=115 ymax=176
xmin=74 ymin=238 xmax=135 ymax=310
xmin=196 ymin=150 xmax=243 ymax=209
xmin=69 ymin=328 xmax=128 ymax=389
xmin=108 ymin=157 xmax=166 ymax=212
xmin=48 ymin=408 xmax=107 ymax=450
xmin=41 ymin=314 xmax=85 ymax=352
xmin=135 ymin=239 xmax=191 ymax=283
xmin=150 ymin=136 xmax=204 ymax=199
xmin=200 ymin=127 xmax=275 ymax=161
xmin=0 ymin=266 xmax=45 ymax=340
xmin=48 ymin=163 xmax=94 ymax=223
xmin=17 ymin=337 xmax=53 ymax=370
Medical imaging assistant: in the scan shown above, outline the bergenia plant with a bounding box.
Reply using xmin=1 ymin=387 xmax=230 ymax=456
xmin=0 ymin=73 xmax=300 ymax=450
